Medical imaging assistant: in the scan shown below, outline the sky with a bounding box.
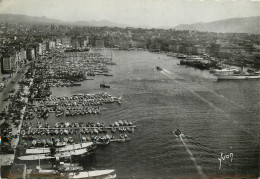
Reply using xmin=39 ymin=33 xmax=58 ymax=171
xmin=0 ymin=0 xmax=260 ymax=28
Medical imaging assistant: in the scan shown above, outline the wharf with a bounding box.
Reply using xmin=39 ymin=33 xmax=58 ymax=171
xmin=28 ymin=126 xmax=136 ymax=130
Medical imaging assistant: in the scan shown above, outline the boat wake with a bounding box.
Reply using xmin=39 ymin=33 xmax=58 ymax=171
xmin=161 ymin=68 xmax=258 ymax=139
xmin=179 ymin=135 xmax=207 ymax=179
xmin=161 ymin=68 xmax=248 ymax=112
xmin=160 ymin=68 xmax=253 ymax=118
xmin=162 ymin=69 xmax=172 ymax=74
xmin=160 ymin=70 xmax=172 ymax=78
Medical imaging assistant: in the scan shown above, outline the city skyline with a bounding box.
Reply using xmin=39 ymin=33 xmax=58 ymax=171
xmin=0 ymin=0 xmax=260 ymax=28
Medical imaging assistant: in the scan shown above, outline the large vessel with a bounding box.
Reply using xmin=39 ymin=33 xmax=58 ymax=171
xmin=27 ymin=165 xmax=116 ymax=179
xmin=210 ymin=67 xmax=239 ymax=74
xmin=18 ymin=142 xmax=94 ymax=160
xmin=177 ymin=54 xmax=187 ymax=59
xmin=25 ymin=142 xmax=93 ymax=154
xmin=215 ymin=67 xmax=260 ymax=80
xmin=185 ymin=55 xmax=204 ymax=61
xmin=217 ymin=74 xmax=260 ymax=80
xmin=18 ymin=148 xmax=90 ymax=160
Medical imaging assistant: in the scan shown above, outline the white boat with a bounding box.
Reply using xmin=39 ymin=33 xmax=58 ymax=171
xmin=26 ymin=142 xmax=93 ymax=154
xmin=19 ymin=148 xmax=88 ymax=160
xmin=26 ymin=148 xmax=51 ymax=154
xmin=18 ymin=154 xmax=55 ymax=160
xmin=55 ymin=148 xmax=88 ymax=158
xmin=186 ymin=55 xmax=204 ymax=61
xmin=65 ymin=169 xmax=116 ymax=179
xmin=26 ymin=168 xmax=58 ymax=178
xmin=210 ymin=67 xmax=238 ymax=74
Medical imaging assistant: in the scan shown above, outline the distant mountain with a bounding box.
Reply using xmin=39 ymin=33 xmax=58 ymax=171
xmin=0 ymin=14 xmax=127 ymax=28
xmin=72 ymin=20 xmax=127 ymax=28
xmin=0 ymin=14 xmax=63 ymax=24
xmin=174 ymin=16 xmax=260 ymax=34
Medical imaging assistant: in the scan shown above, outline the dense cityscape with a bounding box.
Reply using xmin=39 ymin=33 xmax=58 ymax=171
xmin=1 ymin=22 xmax=260 ymax=78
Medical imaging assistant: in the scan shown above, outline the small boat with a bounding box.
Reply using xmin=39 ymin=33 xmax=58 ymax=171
xmin=93 ymin=128 xmax=99 ymax=134
xmin=32 ymin=140 xmax=37 ymax=146
xmin=100 ymin=82 xmax=110 ymax=88
xmin=174 ymin=129 xmax=182 ymax=136
xmin=156 ymin=66 xmax=163 ymax=71
xmin=68 ymin=137 xmax=74 ymax=143
xmin=69 ymin=129 xmax=74 ymax=135
xmin=37 ymin=122 xmax=42 ymax=128
xmin=64 ymin=129 xmax=69 ymax=135
xmin=55 ymin=129 xmax=59 ymax=135
xmin=111 ymin=127 xmax=116 ymax=133
xmin=127 ymin=127 xmax=134 ymax=133
xmin=63 ymin=137 xmax=69 ymax=143
xmin=80 ymin=128 xmax=85 ymax=134
xmin=81 ymin=137 xmax=87 ymax=142
xmin=95 ymin=138 xmax=110 ymax=145
xmin=100 ymin=80 xmax=110 ymax=88
xmin=118 ymin=120 xmax=124 ymax=126
xmin=46 ymin=139 xmax=53 ymax=146
xmin=114 ymin=122 xmax=119 ymax=127
xmin=55 ymin=123 xmax=60 ymax=128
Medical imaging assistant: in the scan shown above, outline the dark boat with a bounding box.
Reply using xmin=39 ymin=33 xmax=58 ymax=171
xmin=100 ymin=81 xmax=110 ymax=88
xmin=64 ymin=48 xmax=81 ymax=52
xmin=174 ymin=129 xmax=182 ymax=136
xmin=64 ymin=48 xmax=90 ymax=52
xmin=71 ymin=83 xmax=81 ymax=86
xmin=156 ymin=66 xmax=163 ymax=71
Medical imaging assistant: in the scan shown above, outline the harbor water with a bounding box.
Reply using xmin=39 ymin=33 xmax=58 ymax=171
xmin=28 ymin=49 xmax=260 ymax=178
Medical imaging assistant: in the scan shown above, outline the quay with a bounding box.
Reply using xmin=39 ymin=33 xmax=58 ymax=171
xmin=27 ymin=126 xmax=136 ymax=130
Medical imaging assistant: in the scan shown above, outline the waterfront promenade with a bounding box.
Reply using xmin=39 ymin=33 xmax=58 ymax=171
xmin=0 ymin=65 xmax=30 ymax=167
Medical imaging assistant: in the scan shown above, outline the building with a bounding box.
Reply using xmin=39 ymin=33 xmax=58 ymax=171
xmin=169 ymin=44 xmax=181 ymax=52
xmin=26 ymin=48 xmax=35 ymax=61
xmin=71 ymin=38 xmax=81 ymax=48
xmin=193 ymin=45 xmax=206 ymax=55
xmin=40 ymin=42 xmax=47 ymax=53
xmin=46 ymin=41 xmax=56 ymax=51
xmin=209 ymin=43 xmax=221 ymax=55
xmin=185 ymin=46 xmax=193 ymax=54
xmin=36 ymin=43 xmax=43 ymax=55
xmin=82 ymin=37 xmax=89 ymax=47
xmin=95 ymin=40 xmax=105 ymax=48
xmin=0 ymin=53 xmax=2 ymax=74
xmin=253 ymin=44 xmax=260 ymax=50
xmin=1 ymin=53 xmax=16 ymax=74
xmin=55 ymin=38 xmax=62 ymax=45
xmin=61 ymin=37 xmax=71 ymax=48
xmin=18 ymin=48 xmax=26 ymax=65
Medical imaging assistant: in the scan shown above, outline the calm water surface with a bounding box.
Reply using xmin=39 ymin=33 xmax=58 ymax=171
xmin=30 ymin=49 xmax=260 ymax=178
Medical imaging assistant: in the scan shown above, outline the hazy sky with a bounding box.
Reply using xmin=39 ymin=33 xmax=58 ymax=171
xmin=0 ymin=0 xmax=260 ymax=27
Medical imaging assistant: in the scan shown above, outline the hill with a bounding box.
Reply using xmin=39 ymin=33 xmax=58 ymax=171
xmin=174 ymin=16 xmax=260 ymax=34
xmin=0 ymin=14 xmax=127 ymax=28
